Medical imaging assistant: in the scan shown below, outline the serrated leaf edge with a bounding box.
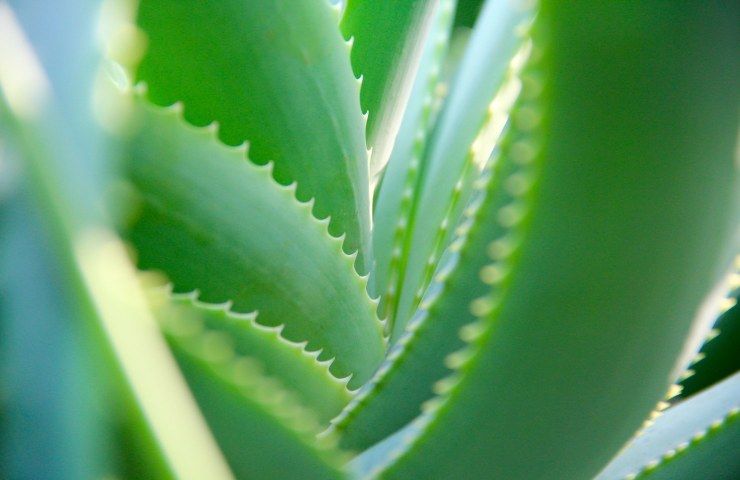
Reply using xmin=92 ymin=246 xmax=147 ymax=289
xmin=356 ymin=34 xmax=548 ymax=479
xmin=627 ymin=407 xmax=739 ymax=480
xmin=652 ymin=255 xmax=740 ymax=419
xmin=125 ymin=87 xmax=387 ymax=372
xmin=328 ymin=32 xmax=540 ymax=443
xmin=380 ymin=0 xmax=456 ymax=327
xmin=386 ymin=23 xmax=534 ymax=335
xmin=154 ymin=285 xmax=358 ymax=397
xmin=162 ymin=307 xmax=352 ymax=467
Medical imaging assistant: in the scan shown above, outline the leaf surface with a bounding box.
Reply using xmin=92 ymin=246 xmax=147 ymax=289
xmin=123 ymin=101 xmax=385 ymax=387
xmin=365 ymin=3 xmax=739 ymax=478
xmin=341 ymin=0 xmax=441 ymax=181
xmin=150 ymin=290 xmax=353 ymax=424
xmin=371 ymin=0 xmax=456 ymax=327
xmin=387 ymin=0 xmax=534 ymax=339
xmin=136 ymin=0 xmax=372 ymax=272
xmin=163 ymin=315 xmax=348 ymax=480
xmin=596 ymin=372 xmax=740 ymax=480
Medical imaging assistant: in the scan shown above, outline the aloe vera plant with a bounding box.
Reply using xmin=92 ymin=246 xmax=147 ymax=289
xmin=1 ymin=0 xmax=738 ymax=479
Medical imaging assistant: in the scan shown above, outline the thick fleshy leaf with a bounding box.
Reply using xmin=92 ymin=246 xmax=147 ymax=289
xmin=452 ymin=0 xmax=485 ymax=29
xmin=0 ymin=2 xmax=232 ymax=477
xmin=596 ymin=372 xmax=740 ymax=480
xmin=372 ymin=0 xmax=456 ymax=326
xmin=332 ymin=121 xmax=518 ymax=451
xmin=366 ymin=2 xmax=739 ymax=478
xmin=136 ymin=0 xmax=371 ymax=272
xmin=680 ymin=280 xmax=740 ymax=399
xmin=0 ymin=163 xmax=110 ymax=480
xmin=162 ymin=315 xmax=347 ymax=480
xmin=122 ymin=100 xmax=385 ymax=387
xmin=341 ymin=0 xmax=440 ymax=181
xmin=149 ymin=289 xmax=353 ymax=424
xmin=386 ymin=0 xmax=535 ymax=339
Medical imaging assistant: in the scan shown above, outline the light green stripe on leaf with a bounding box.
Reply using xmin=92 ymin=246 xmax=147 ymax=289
xmin=372 ymin=0 xmax=456 ymax=328
xmin=136 ymin=0 xmax=372 ymax=273
xmin=122 ymin=100 xmax=385 ymax=387
xmin=341 ymin=0 xmax=441 ymax=182
xmin=0 ymin=3 xmax=233 ymax=477
xmin=387 ymin=0 xmax=535 ymax=339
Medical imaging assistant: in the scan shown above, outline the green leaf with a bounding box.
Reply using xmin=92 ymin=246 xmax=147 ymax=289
xmin=162 ymin=314 xmax=348 ymax=480
xmin=596 ymin=372 xmax=740 ymax=480
xmin=0 ymin=2 xmax=232 ymax=477
xmin=386 ymin=0 xmax=535 ymax=339
xmin=679 ymin=273 xmax=740 ymax=399
xmin=367 ymin=2 xmax=739 ymax=478
xmin=136 ymin=0 xmax=372 ymax=273
xmin=149 ymin=288 xmax=353 ymax=424
xmin=372 ymin=0 xmax=456 ymax=327
xmin=452 ymin=0 xmax=484 ymax=29
xmin=0 ymin=171 xmax=111 ymax=480
xmin=341 ymin=0 xmax=441 ymax=181
xmin=122 ymin=99 xmax=385 ymax=387
xmin=333 ymin=118 xmax=519 ymax=451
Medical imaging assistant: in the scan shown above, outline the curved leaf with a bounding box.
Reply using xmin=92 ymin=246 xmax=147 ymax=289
xmin=341 ymin=0 xmax=441 ymax=181
xmin=149 ymin=289 xmax=353 ymax=424
xmin=387 ymin=0 xmax=535 ymax=339
xmin=162 ymin=314 xmax=347 ymax=480
xmin=0 ymin=4 xmax=231 ymax=478
xmin=333 ymin=118 xmax=520 ymax=451
xmin=136 ymin=0 xmax=372 ymax=272
xmin=122 ymin=100 xmax=385 ymax=387
xmin=680 ymin=280 xmax=740 ymax=399
xmin=372 ymin=0 xmax=456 ymax=325
xmin=368 ymin=2 xmax=739 ymax=478
xmin=596 ymin=372 xmax=740 ymax=480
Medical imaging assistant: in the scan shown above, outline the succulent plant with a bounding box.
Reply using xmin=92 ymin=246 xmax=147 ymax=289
xmin=1 ymin=0 xmax=738 ymax=479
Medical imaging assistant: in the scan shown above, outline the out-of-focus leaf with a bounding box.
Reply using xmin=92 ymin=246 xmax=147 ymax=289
xmin=596 ymin=372 xmax=740 ymax=480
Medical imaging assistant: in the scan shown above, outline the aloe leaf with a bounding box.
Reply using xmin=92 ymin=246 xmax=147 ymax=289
xmin=636 ymin=417 xmax=739 ymax=480
xmin=341 ymin=0 xmax=441 ymax=182
xmin=596 ymin=372 xmax=740 ymax=480
xmin=371 ymin=0 xmax=456 ymax=325
xmin=0 ymin=3 xmax=233 ymax=477
xmin=122 ymin=100 xmax=385 ymax=387
xmin=135 ymin=0 xmax=371 ymax=273
xmin=680 ymin=280 xmax=740 ymax=399
xmin=387 ymin=0 xmax=535 ymax=339
xmin=0 ymin=174 xmax=109 ymax=479
xmin=148 ymin=289 xmax=353 ymax=423
xmin=452 ymin=0 xmax=485 ymax=29
xmin=367 ymin=2 xmax=739 ymax=478
xmin=162 ymin=316 xmax=348 ymax=480
xmin=332 ymin=117 xmax=519 ymax=450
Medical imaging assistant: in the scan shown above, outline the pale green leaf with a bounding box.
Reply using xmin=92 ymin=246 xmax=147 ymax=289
xmin=163 ymin=315 xmax=348 ymax=480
